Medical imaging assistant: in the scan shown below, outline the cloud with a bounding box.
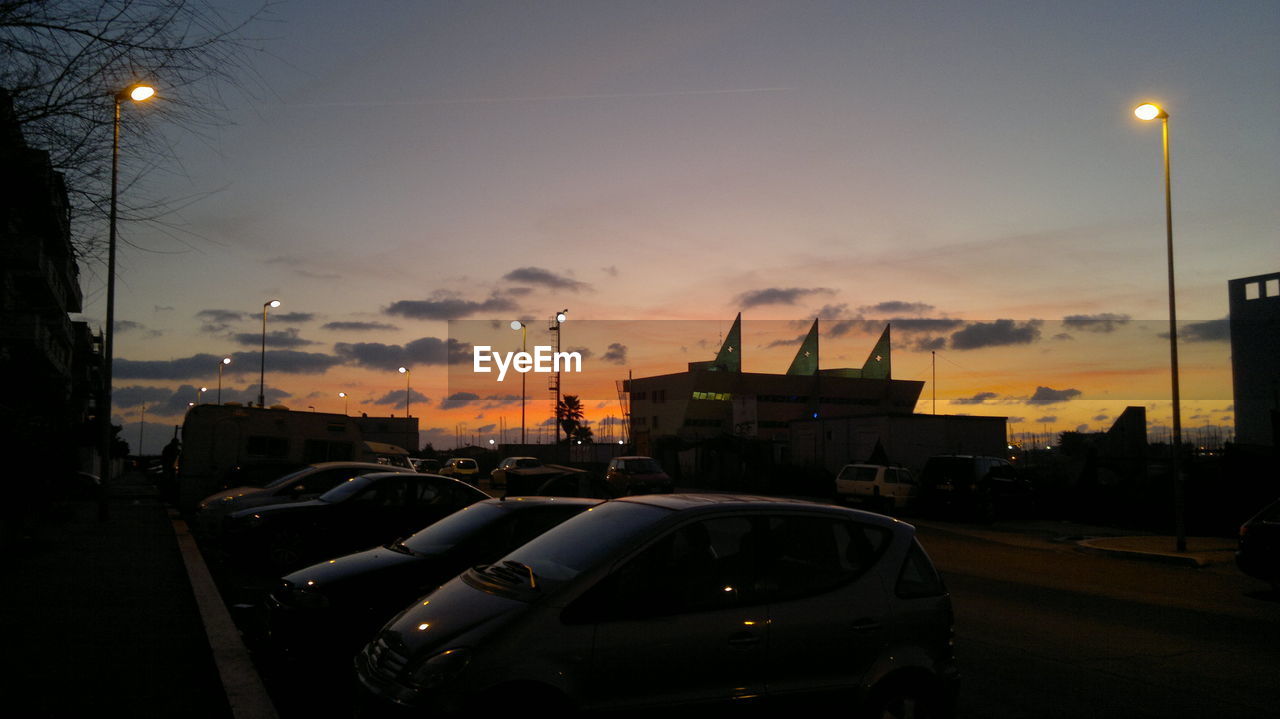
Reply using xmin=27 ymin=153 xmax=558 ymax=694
xmin=815 ymin=303 xmax=850 ymax=319
xmin=953 ymin=392 xmax=999 ymax=405
xmin=385 ymin=295 xmax=518 ymax=320
xmin=115 ymin=320 xmax=162 ymax=338
xmin=1093 ymin=414 xmax=1110 ymax=422
xmin=1028 ymin=386 xmax=1082 ymax=405
xmin=114 ymin=353 xmax=226 ymax=380
xmin=736 ymin=287 xmax=835 ymax=308
xmin=892 ymin=318 xmax=965 ymax=334
xmin=113 ymin=385 xmax=182 ymax=408
xmin=441 ymin=392 xmax=481 ymax=409
xmin=322 ymin=321 xmax=400 ymax=332
xmin=567 ymin=346 xmax=594 ymax=360
xmin=196 ymin=309 xmax=247 ymax=332
xmin=602 ymin=265 xmax=618 ymax=277
xmin=334 ymin=337 xmax=471 ymax=371
xmin=370 ymin=388 xmax=431 ymax=407
xmin=272 ymin=312 xmax=316 ymax=323
xmin=1179 ymin=317 xmax=1230 ymax=343
xmin=859 ymin=301 xmax=934 ymax=315
xmin=601 ymin=342 xmax=628 ymax=364
xmin=501 ymin=267 xmax=590 ymax=291
xmin=1034 ymin=416 xmax=1057 ymax=423
xmin=911 ymin=336 xmax=947 ymax=351
xmin=501 ymin=286 xmax=535 ymax=296
xmin=114 ymin=351 xmax=344 ymax=381
xmin=231 ymin=328 xmax=318 ymax=348
xmin=950 ymin=320 xmax=1042 ymax=350
xmin=297 ymin=269 xmax=342 ymax=280
xmin=1062 ymin=313 xmax=1131 ymax=333
xmin=764 ymin=334 xmax=808 ymax=349
xmin=154 ymin=305 xmax=174 ymax=312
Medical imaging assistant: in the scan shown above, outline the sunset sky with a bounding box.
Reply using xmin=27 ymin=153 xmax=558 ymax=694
xmin=81 ymin=1 xmax=1279 ymax=453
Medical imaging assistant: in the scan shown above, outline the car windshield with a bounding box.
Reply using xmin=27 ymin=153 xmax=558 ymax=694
xmin=622 ymin=459 xmax=662 ymax=473
xmin=514 ymin=458 xmax=540 ymax=468
xmin=318 ymin=474 xmax=374 ymax=502
xmin=498 ymin=501 xmax=670 ymax=590
xmin=839 ymin=466 xmax=878 ymax=482
xmin=454 ymin=460 xmax=476 ymax=469
xmin=263 ymin=466 xmax=312 ymax=490
xmin=401 ymin=502 xmax=506 ymax=554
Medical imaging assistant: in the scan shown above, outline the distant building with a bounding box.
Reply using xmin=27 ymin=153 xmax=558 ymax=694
xmin=1229 ymin=272 xmax=1280 ymax=447
xmin=623 ymin=315 xmax=1006 ymax=477
xmin=0 ymin=88 xmax=101 ymax=478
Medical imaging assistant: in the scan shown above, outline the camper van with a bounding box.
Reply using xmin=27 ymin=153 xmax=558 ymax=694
xmin=177 ymin=404 xmax=413 ymax=510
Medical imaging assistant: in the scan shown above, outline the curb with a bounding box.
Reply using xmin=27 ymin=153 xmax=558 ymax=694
xmin=171 ymin=511 xmax=280 ymax=719
xmin=1074 ymin=538 xmax=1229 ymax=568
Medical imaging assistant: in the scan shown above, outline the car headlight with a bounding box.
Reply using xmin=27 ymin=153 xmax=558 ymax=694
xmin=408 ymin=647 xmax=472 ymax=690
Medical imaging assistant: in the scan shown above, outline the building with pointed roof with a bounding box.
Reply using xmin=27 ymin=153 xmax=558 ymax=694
xmin=624 ymin=315 xmax=1006 ymax=476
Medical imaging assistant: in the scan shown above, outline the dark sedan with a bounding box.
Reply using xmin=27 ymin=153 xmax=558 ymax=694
xmin=222 ymin=472 xmax=488 ymax=571
xmin=1238 ymin=497 xmax=1280 ymax=591
xmin=266 ymin=496 xmax=603 ymax=659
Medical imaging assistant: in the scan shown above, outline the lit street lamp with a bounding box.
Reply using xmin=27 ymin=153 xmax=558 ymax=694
xmin=217 ymin=357 xmax=231 ymax=404
xmin=258 ymin=299 xmax=281 ymax=407
xmin=99 ymin=83 xmax=157 ymax=494
xmin=510 ymin=320 xmax=527 ymax=444
xmin=198 ymin=386 xmax=208 ymax=405
xmin=339 ymin=392 xmax=349 ymax=415
xmin=1134 ymin=101 xmax=1185 ymax=552
xmin=551 ymin=309 xmax=567 ymax=444
xmin=399 ymin=367 xmax=411 ymax=417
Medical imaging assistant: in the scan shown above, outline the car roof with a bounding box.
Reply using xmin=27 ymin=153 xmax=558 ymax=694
xmin=615 ymin=492 xmax=905 ymax=527
xmin=309 ymin=461 xmax=415 ymax=471
xmin=614 ymin=455 xmax=655 ymax=460
xmin=485 ymin=496 xmax=604 ymax=509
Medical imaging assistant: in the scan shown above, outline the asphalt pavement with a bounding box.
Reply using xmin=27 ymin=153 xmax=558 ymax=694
xmin=0 ymin=476 xmax=1243 ymax=717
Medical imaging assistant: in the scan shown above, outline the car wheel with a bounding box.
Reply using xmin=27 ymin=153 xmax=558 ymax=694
xmin=267 ymin=528 xmax=305 ymax=570
xmin=861 ymin=678 xmax=940 ymax=719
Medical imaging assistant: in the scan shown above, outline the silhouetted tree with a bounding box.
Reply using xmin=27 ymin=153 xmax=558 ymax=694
xmin=1 ymin=0 xmax=266 ymax=259
xmin=556 ymin=395 xmax=585 ymax=443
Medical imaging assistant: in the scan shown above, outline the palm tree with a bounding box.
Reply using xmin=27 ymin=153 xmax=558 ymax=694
xmin=556 ymin=395 xmax=585 ymax=443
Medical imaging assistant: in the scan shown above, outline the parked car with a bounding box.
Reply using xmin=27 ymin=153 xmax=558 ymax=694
xmin=410 ymin=458 xmax=442 ymax=474
xmin=489 ymin=457 xmax=542 ymax=490
xmin=1237 ymin=497 xmax=1280 ymax=591
xmin=916 ymin=454 xmax=1032 ymax=522
xmin=356 ymin=494 xmax=958 ymax=715
xmin=439 ymin=458 xmax=480 ymax=484
xmin=835 ymin=463 xmax=917 ymax=512
xmin=266 ymin=496 xmax=603 ymax=659
xmin=604 ymin=455 xmax=674 ymax=495
xmin=221 ymin=472 xmax=488 ymax=570
xmin=195 ymin=462 xmax=416 ymax=528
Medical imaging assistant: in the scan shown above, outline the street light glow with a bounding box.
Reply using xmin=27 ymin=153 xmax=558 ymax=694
xmin=268 ymin=299 xmax=281 ymax=308
xmin=128 ymin=85 xmax=156 ymax=102
xmin=398 ymin=366 xmax=407 ymax=374
xmin=1134 ymin=103 xmax=1165 ymax=121
xmin=222 ymin=357 xmax=231 ymax=365
xmin=510 ymin=320 xmax=523 ymax=331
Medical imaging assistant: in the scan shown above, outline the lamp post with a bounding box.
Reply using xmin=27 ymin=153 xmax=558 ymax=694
xmin=550 ymin=309 xmax=567 ymax=444
xmin=510 ymin=320 xmax=527 ymax=444
xmin=1134 ymin=101 xmax=1185 ymax=553
xmin=216 ymin=355 xmax=231 ymax=404
xmin=258 ymin=299 xmax=280 ymax=407
xmin=339 ymin=392 xmax=349 ymax=415
xmin=198 ymin=386 xmax=208 ymax=405
xmin=399 ymin=367 xmax=411 ymax=417
xmin=100 ymin=83 xmax=156 ymax=494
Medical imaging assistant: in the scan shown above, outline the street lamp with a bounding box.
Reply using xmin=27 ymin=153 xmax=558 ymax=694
xmin=258 ymin=299 xmax=281 ymax=407
xmin=511 ymin=320 xmax=527 ymax=444
xmin=1134 ymin=101 xmax=1185 ymax=552
xmin=217 ymin=357 xmax=231 ymax=404
xmin=198 ymin=386 xmax=208 ymax=405
xmin=100 ymin=82 xmax=156 ymax=493
xmin=399 ymin=367 xmax=411 ymax=417
xmin=550 ymin=309 xmax=567 ymax=444
xmin=339 ymin=392 xmax=349 ymax=415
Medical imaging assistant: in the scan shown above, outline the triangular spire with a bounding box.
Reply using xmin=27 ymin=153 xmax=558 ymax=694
xmin=712 ymin=313 xmax=742 ymax=372
xmin=860 ymin=324 xmax=891 ymax=379
xmin=786 ymin=319 xmax=819 ymax=375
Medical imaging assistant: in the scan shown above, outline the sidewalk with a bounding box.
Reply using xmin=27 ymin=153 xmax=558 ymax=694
xmin=0 ymin=472 xmax=265 ymax=718
xmin=912 ymin=517 xmax=1238 ymax=568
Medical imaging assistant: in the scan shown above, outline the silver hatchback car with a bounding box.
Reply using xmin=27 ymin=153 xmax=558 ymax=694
xmin=355 ymin=494 xmax=958 ymax=716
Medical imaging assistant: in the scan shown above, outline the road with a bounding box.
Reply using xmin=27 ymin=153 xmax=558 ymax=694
xmin=916 ymin=523 xmax=1280 ymax=718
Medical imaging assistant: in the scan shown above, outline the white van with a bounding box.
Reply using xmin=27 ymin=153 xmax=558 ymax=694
xmin=834 ymin=463 xmax=917 ymax=512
